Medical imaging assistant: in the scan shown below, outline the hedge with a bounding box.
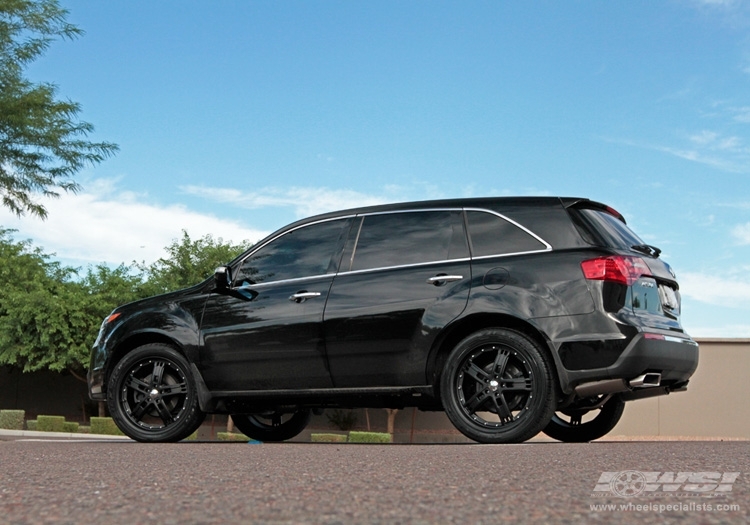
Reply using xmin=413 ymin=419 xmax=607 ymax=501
xmin=348 ymin=431 xmax=392 ymax=443
xmin=311 ymin=433 xmax=348 ymax=443
xmin=0 ymin=410 xmax=25 ymax=430
xmin=217 ymin=432 xmax=251 ymax=442
xmin=37 ymin=415 xmax=66 ymax=432
xmin=90 ymin=417 xmax=125 ymax=436
xmin=62 ymin=421 xmax=80 ymax=433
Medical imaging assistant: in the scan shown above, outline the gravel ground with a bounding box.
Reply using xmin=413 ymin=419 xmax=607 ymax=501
xmin=0 ymin=440 xmax=747 ymax=524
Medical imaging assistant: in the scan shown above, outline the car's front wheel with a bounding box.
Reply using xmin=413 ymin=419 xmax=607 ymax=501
xmin=107 ymin=343 xmax=205 ymax=442
xmin=542 ymin=396 xmax=625 ymax=442
xmin=230 ymin=410 xmax=311 ymax=442
xmin=440 ymin=328 xmax=556 ymax=444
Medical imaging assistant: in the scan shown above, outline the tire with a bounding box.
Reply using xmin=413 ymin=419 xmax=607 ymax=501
xmin=440 ymin=328 xmax=556 ymax=444
xmin=542 ymin=396 xmax=625 ymax=443
xmin=231 ymin=410 xmax=311 ymax=442
xmin=107 ymin=343 xmax=205 ymax=442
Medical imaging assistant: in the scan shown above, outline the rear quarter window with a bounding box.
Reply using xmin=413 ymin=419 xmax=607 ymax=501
xmin=466 ymin=210 xmax=549 ymax=257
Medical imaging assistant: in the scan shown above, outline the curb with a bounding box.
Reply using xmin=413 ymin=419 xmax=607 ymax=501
xmin=0 ymin=428 xmax=132 ymax=441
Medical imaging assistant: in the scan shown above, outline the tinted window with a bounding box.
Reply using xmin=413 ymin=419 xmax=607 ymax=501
xmin=350 ymin=211 xmax=467 ymax=271
xmin=237 ymin=219 xmax=349 ymax=283
xmin=466 ymin=211 xmax=547 ymax=257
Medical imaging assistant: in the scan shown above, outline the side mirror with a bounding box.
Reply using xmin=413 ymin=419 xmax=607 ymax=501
xmin=214 ymin=266 xmax=232 ymax=290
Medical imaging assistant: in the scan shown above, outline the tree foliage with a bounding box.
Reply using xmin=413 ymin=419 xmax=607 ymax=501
xmin=140 ymin=230 xmax=252 ymax=294
xmin=0 ymin=0 xmax=118 ymax=218
xmin=0 ymin=229 xmax=251 ymax=376
xmin=0 ymin=229 xmax=141 ymax=374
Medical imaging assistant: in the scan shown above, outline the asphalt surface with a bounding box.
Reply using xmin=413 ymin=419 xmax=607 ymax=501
xmin=0 ymin=439 xmax=747 ymax=524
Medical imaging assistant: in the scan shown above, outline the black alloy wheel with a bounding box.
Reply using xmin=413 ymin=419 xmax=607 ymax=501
xmin=542 ymin=395 xmax=625 ymax=442
xmin=231 ymin=410 xmax=312 ymax=442
xmin=107 ymin=344 xmax=205 ymax=442
xmin=440 ymin=328 xmax=556 ymax=444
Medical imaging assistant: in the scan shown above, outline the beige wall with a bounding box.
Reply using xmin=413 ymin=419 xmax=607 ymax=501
xmin=611 ymin=339 xmax=750 ymax=439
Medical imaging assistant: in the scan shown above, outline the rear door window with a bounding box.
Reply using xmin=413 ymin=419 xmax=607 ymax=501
xmin=349 ymin=210 xmax=468 ymax=271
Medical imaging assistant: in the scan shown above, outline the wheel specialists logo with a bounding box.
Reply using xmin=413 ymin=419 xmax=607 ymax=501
xmin=592 ymin=471 xmax=740 ymax=498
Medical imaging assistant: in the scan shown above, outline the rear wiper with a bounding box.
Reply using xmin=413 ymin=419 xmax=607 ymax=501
xmin=632 ymin=244 xmax=661 ymax=258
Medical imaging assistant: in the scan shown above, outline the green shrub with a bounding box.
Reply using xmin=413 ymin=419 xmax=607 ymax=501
xmin=90 ymin=417 xmax=124 ymax=436
xmin=217 ymin=432 xmax=250 ymax=442
xmin=78 ymin=425 xmax=91 ymax=434
xmin=26 ymin=420 xmax=37 ymax=431
xmin=62 ymin=421 xmax=80 ymax=433
xmin=311 ymin=433 xmax=348 ymax=443
xmin=0 ymin=410 xmax=25 ymax=430
xmin=348 ymin=431 xmax=392 ymax=444
xmin=37 ymin=415 xmax=66 ymax=432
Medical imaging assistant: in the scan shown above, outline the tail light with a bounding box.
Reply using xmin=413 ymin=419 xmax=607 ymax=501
xmin=581 ymin=255 xmax=651 ymax=286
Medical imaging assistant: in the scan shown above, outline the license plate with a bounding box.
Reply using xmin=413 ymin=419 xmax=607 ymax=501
xmin=659 ymin=285 xmax=679 ymax=312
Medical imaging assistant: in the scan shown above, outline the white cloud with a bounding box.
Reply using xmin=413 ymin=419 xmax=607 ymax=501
xmin=0 ymin=179 xmax=268 ymax=266
xmin=613 ymin=128 xmax=750 ymax=173
xmin=180 ymin=185 xmax=392 ymax=218
xmin=679 ymin=271 xmax=750 ymax=307
xmin=732 ymin=106 xmax=750 ymax=122
xmin=732 ymin=223 xmax=750 ymax=244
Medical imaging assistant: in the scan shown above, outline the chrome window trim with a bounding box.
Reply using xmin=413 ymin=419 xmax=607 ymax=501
xmin=336 ymin=257 xmax=473 ymax=278
xmin=463 ymin=207 xmax=553 ymax=256
xmin=235 ymin=272 xmax=335 ymax=290
xmin=233 ymin=207 xmax=552 ymax=286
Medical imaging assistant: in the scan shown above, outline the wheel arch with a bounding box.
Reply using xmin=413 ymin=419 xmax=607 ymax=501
xmin=103 ymin=331 xmax=187 ymax=395
xmin=427 ymin=313 xmax=566 ymax=400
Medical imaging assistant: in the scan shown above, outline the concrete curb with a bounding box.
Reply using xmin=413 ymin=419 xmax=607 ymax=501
xmin=0 ymin=428 xmax=132 ymax=441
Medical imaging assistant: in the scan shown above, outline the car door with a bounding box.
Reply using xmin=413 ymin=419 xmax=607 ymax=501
xmin=198 ymin=217 xmax=352 ymax=391
xmin=323 ymin=209 xmax=471 ymax=387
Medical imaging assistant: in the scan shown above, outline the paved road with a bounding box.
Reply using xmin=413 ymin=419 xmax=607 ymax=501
xmin=0 ymin=440 xmax=747 ymax=524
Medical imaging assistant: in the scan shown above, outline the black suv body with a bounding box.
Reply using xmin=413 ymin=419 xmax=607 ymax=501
xmin=88 ymin=197 xmax=698 ymax=443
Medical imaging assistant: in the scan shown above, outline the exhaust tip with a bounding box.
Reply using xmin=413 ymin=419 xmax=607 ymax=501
xmin=629 ymin=373 xmax=661 ymax=388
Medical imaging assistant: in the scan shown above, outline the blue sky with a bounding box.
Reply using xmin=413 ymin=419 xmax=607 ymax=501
xmin=1 ymin=0 xmax=749 ymax=337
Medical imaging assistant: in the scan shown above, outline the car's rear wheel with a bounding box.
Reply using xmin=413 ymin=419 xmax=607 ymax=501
xmin=107 ymin=344 xmax=205 ymax=442
xmin=542 ymin=396 xmax=625 ymax=442
xmin=440 ymin=328 xmax=556 ymax=444
xmin=230 ymin=410 xmax=311 ymax=442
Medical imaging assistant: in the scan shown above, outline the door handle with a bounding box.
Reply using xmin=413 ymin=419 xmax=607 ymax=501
xmin=426 ymin=275 xmax=464 ymax=286
xmin=289 ymin=291 xmax=322 ymax=303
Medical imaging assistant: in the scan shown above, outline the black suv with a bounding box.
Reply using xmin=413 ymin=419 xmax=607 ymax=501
xmin=88 ymin=197 xmax=698 ymax=443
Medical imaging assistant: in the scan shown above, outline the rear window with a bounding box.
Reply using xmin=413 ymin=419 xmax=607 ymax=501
xmin=571 ymin=208 xmax=644 ymax=250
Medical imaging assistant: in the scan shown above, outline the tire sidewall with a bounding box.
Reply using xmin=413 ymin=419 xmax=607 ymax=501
xmin=107 ymin=343 xmax=203 ymax=442
xmin=543 ymin=396 xmax=625 ymax=443
xmin=440 ymin=328 xmax=556 ymax=444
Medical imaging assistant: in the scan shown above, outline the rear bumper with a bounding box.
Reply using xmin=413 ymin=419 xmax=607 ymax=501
xmin=606 ymin=332 xmax=698 ymax=384
xmin=558 ymin=331 xmax=699 ymax=394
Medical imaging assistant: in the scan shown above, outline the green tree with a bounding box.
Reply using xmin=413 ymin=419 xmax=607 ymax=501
xmin=141 ymin=230 xmax=252 ymax=294
xmin=0 ymin=0 xmax=118 ymax=218
xmin=0 ymin=229 xmax=251 ymax=379
xmin=0 ymin=229 xmax=145 ymax=378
